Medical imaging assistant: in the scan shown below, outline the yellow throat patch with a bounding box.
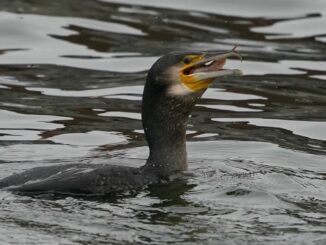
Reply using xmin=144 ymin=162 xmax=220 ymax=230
xmin=179 ymin=55 xmax=215 ymax=92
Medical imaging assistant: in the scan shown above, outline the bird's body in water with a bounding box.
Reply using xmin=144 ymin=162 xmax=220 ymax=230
xmin=0 ymin=49 xmax=243 ymax=197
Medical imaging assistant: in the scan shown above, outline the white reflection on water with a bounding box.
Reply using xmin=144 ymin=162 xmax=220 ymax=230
xmin=203 ymin=88 xmax=266 ymax=101
xmin=248 ymin=103 xmax=266 ymax=107
xmin=310 ymin=75 xmax=326 ymax=80
xmin=0 ymin=76 xmax=31 ymax=86
xmin=119 ymin=140 xmax=326 ymax=171
xmin=99 ymin=111 xmax=141 ymax=120
xmin=0 ymin=11 xmax=144 ymax=57
xmin=167 ymin=19 xmax=229 ymax=34
xmin=226 ymin=59 xmax=306 ymax=75
xmin=118 ymin=6 xmax=159 ymax=15
xmin=316 ymin=36 xmax=326 ymax=43
xmin=49 ymin=130 xmax=128 ymax=146
xmin=0 ymin=109 xmax=70 ymax=130
xmin=281 ymin=60 xmax=326 ymax=72
xmin=0 ymin=12 xmax=158 ymax=72
xmin=193 ymin=133 xmax=219 ymax=138
xmin=101 ymin=0 xmax=326 ymax=19
xmin=252 ymin=16 xmax=326 ymax=39
xmin=104 ymin=95 xmax=142 ymax=101
xmin=53 ymin=56 xmax=158 ymax=72
xmin=0 ymin=144 xmax=93 ymax=165
xmin=0 ymin=12 xmax=144 ymax=38
xmin=213 ymin=118 xmax=326 ymax=141
xmin=27 ymin=85 xmax=143 ymax=97
xmin=0 ymin=102 xmax=40 ymax=109
xmin=197 ymin=104 xmax=263 ymax=112
xmin=132 ymin=129 xmax=198 ymax=135
xmin=0 ymin=130 xmax=41 ymax=141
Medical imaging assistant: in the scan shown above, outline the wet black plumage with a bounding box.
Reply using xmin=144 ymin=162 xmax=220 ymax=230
xmin=0 ymin=50 xmax=241 ymax=196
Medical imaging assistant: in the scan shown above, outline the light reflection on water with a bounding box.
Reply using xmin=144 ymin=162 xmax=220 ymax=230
xmin=0 ymin=109 xmax=70 ymax=130
xmin=213 ymin=118 xmax=326 ymax=141
xmin=101 ymin=0 xmax=326 ymax=18
xmin=50 ymin=130 xmax=129 ymax=146
xmin=197 ymin=104 xmax=263 ymax=112
xmin=26 ymin=85 xmax=144 ymax=97
xmin=0 ymin=0 xmax=326 ymax=244
xmin=252 ymin=15 xmax=326 ymax=39
xmin=99 ymin=111 xmax=142 ymax=120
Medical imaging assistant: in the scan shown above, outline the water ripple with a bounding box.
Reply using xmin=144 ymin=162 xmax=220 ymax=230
xmin=0 ymin=0 xmax=326 ymax=244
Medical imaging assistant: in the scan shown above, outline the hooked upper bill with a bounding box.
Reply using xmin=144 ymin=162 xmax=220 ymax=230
xmin=178 ymin=49 xmax=243 ymax=93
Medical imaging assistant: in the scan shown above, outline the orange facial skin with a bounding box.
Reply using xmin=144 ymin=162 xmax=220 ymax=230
xmin=179 ymin=54 xmax=226 ymax=92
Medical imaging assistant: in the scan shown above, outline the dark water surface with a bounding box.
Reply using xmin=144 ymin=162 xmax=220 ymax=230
xmin=0 ymin=0 xmax=326 ymax=244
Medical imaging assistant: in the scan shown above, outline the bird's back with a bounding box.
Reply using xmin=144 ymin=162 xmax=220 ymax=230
xmin=0 ymin=164 xmax=159 ymax=196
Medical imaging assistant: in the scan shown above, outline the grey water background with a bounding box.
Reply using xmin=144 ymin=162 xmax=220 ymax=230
xmin=0 ymin=0 xmax=326 ymax=244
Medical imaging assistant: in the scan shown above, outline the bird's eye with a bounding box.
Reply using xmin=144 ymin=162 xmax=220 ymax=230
xmin=183 ymin=57 xmax=192 ymax=64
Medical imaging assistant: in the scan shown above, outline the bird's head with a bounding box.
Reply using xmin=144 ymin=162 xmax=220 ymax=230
xmin=142 ymin=49 xmax=243 ymax=175
xmin=146 ymin=47 xmax=243 ymax=97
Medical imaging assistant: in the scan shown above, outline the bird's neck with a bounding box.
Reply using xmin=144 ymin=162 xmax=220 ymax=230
xmin=141 ymin=82 xmax=197 ymax=177
xmin=142 ymin=115 xmax=188 ymax=177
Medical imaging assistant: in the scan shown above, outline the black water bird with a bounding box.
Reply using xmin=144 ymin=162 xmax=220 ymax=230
xmin=0 ymin=49 xmax=242 ymax=196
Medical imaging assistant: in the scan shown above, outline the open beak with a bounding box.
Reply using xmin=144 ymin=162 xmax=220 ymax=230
xmin=182 ymin=50 xmax=243 ymax=81
xmin=177 ymin=47 xmax=243 ymax=93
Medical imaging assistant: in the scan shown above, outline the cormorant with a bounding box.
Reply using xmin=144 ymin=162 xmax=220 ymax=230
xmin=0 ymin=49 xmax=242 ymax=196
